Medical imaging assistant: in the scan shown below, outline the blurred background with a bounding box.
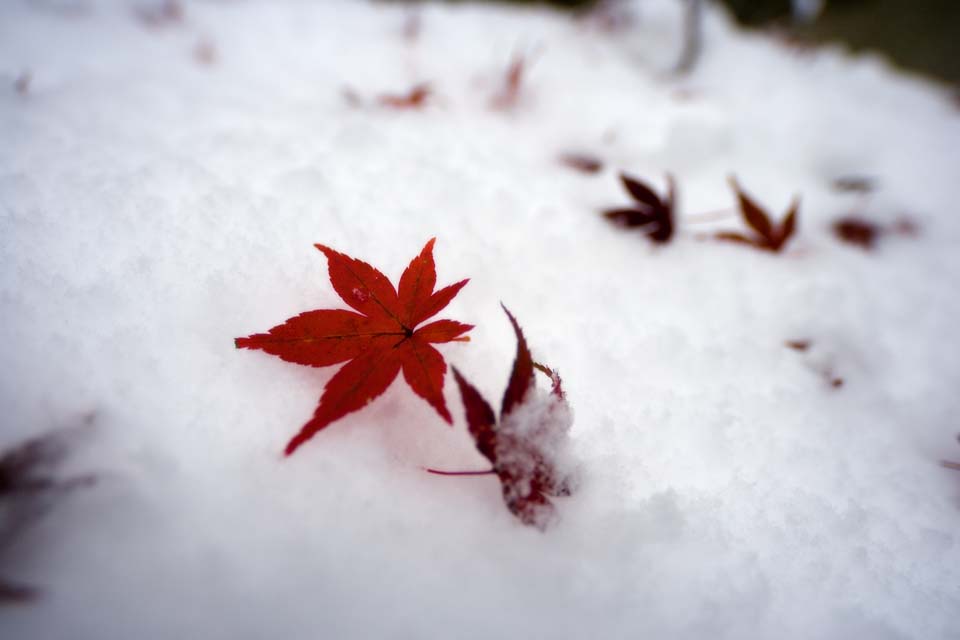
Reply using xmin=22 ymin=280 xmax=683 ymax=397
xmin=428 ymin=0 xmax=960 ymax=87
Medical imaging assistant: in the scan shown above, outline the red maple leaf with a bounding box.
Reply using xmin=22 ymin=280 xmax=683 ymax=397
xmin=448 ymin=306 xmax=573 ymax=529
xmin=236 ymin=239 xmax=473 ymax=456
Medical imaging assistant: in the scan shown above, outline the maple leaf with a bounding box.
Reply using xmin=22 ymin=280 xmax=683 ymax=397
xmin=450 ymin=306 xmax=574 ymax=529
xmin=235 ymin=239 xmax=473 ymax=456
xmin=602 ymin=172 xmax=675 ymax=244
xmin=715 ymin=176 xmax=799 ymax=252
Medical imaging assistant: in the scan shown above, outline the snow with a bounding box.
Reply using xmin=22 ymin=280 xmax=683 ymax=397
xmin=2 ymin=0 xmax=959 ymax=637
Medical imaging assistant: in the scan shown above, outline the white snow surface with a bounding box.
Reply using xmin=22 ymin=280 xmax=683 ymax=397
xmin=2 ymin=0 xmax=960 ymax=638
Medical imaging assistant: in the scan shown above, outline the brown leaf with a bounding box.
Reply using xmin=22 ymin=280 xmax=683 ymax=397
xmin=832 ymin=217 xmax=881 ymax=250
xmin=728 ymin=176 xmax=773 ymax=240
xmin=716 ymin=177 xmax=799 ymax=252
xmin=559 ymin=153 xmax=603 ymax=175
xmin=378 ymin=83 xmax=431 ymax=109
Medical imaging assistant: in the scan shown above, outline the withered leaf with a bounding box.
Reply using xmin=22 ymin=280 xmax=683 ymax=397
xmin=378 ymin=83 xmax=431 ymax=109
xmin=832 ymin=216 xmax=881 ymax=250
xmin=559 ymin=152 xmax=603 ymax=175
xmin=716 ymin=177 xmax=798 ymax=252
xmin=602 ymin=172 xmax=675 ymax=244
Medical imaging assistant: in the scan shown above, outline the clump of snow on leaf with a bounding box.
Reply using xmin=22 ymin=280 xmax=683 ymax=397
xmin=497 ymin=383 xmax=577 ymax=529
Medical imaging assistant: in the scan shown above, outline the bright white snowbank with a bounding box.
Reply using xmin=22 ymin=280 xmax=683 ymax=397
xmin=2 ymin=0 xmax=959 ymax=638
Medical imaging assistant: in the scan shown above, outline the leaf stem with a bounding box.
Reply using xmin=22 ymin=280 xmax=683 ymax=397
xmin=684 ymin=208 xmax=736 ymax=223
xmin=424 ymin=467 xmax=495 ymax=476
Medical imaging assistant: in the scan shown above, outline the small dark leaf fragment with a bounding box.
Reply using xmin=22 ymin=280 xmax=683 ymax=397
xmin=559 ymin=153 xmax=603 ymax=175
xmin=500 ymin=304 xmax=535 ymax=417
xmin=832 ymin=217 xmax=880 ymax=250
xmin=785 ymin=340 xmax=810 ymax=352
xmin=491 ymin=52 xmax=531 ymax=110
xmin=378 ymin=83 xmax=431 ymax=109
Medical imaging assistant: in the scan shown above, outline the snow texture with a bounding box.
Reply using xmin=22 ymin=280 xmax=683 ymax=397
xmin=2 ymin=0 xmax=959 ymax=638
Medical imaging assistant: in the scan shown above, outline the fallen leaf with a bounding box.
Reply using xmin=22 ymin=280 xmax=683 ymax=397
xmin=1 ymin=422 xmax=96 ymax=603
xmin=832 ymin=216 xmax=880 ymax=250
xmin=602 ymin=172 xmax=675 ymax=243
xmin=491 ymin=52 xmax=530 ymax=110
xmin=451 ymin=305 xmax=574 ymax=529
xmin=785 ymin=339 xmax=810 ymax=351
xmin=378 ymin=83 xmax=431 ymax=109
xmin=559 ymin=152 xmax=603 ymax=175
xmin=236 ymin=239 xmax=472 ymax=455
xmin=715 ymin=176 xmax=798 ymax=252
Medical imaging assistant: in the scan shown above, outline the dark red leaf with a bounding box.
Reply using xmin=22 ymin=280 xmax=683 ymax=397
xmin=450 ymin=309 xmax=573 ymax=529
xmin=237 ymin=239 xmax=472 ymax=455
xmin=832 ymin=217 xmax=880 ymax=250
xmin=603 ymin=172 xmax=675 ymax=244
xmin=620 ymin=173 xmax=662 ymax=211
xmin=500 ymin=304 xmax=534 ymax=417
xmin=603 ymin=208 xmax=656 ymax=227
xmin=774 ymin=196 xmax=799 ymax=250
xmin=451 ymin=367 xmax=498 ymax=463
